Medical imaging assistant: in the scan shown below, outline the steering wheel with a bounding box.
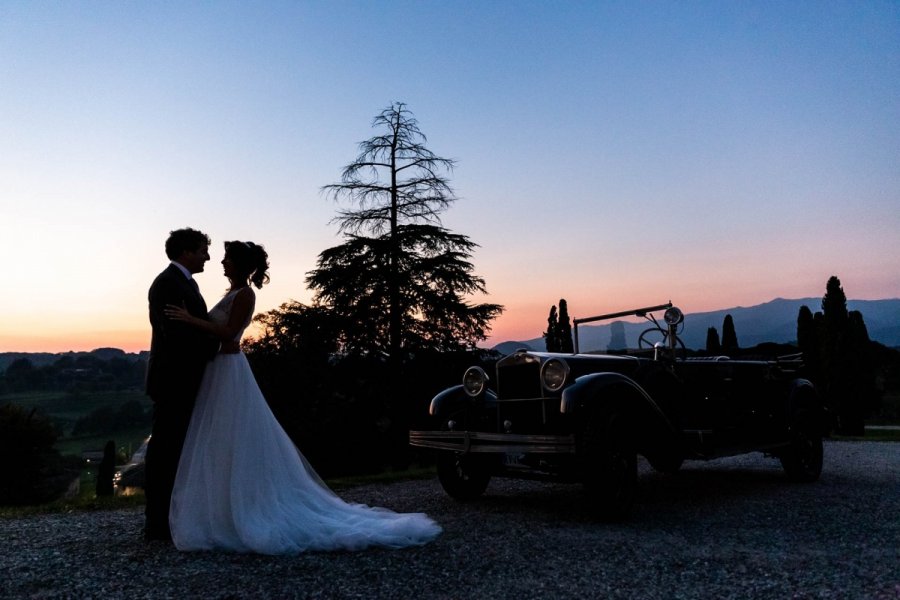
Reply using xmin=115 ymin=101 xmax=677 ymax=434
xmin=637 ymin=327 xmax=686 ymax=356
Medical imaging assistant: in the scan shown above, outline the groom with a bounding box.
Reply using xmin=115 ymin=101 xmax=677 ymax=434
xmin=144 ymin=227 xmax=220 ymax=542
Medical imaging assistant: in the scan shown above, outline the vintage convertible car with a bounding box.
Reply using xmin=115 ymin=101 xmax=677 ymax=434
xmin=410 ymin=303 xmax=824 ymax=520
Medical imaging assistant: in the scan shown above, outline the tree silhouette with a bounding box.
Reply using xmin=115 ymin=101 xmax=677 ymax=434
xmin=797 ymin=304 xmax=823 ymax=387
xmin=821 ymin=276 xmax=851 ymax=433
xmin=313 ymin=102 xmax=502 ymax=364
xmin=706 ymin=327 xmax=721 ymax=354
xmin=721 ymin=314 xmax=739 ymax=355
xmin=841 ymin=310 xmax=877 ymax=435
xmin=544 ymin=299 xmax=574 ymax=353
xmin=800 ymin=275 xmax=881 ymax=435
xmin=544 ymin=305 xmax=560 ymax=352
xmin=822 ymin=275 xmax=848 ymax=334
xmin=0 ymin=404 xmax=75 ymax=505
xmin=558 ymin=299 xmax=574 ymax=353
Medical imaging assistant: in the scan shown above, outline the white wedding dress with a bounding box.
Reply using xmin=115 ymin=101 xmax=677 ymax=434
xmin=169 ymin=289 xmax=441 ymax=554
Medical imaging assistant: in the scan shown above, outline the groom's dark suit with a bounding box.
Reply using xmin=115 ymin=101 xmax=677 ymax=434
xmin=145 ymin=263 xmax=218 ymax=540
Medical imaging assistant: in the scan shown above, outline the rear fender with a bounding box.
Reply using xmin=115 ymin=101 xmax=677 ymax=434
xmin=787 ymin=378 xmax=825 ymax=431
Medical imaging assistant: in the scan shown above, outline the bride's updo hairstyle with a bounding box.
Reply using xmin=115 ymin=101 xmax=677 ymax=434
xmin=224 ymin=241 xmax=270 ymax=289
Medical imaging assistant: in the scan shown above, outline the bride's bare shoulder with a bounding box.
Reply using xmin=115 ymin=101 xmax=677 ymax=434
xmin=233 ymin=286 xmax=256 ymax=306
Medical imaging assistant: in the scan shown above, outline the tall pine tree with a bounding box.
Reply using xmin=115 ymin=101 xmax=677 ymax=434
xmin=311 ymin=102 xmax=503 ymax=363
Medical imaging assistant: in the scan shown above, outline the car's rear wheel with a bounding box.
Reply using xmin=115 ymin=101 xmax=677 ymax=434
xmin=436 ymin=452 xmax=491 ymax=501
xmin=580 ymin=408 xmax=637 ymax=521
xmin=780 ymin=408 xmax=823 ymax=482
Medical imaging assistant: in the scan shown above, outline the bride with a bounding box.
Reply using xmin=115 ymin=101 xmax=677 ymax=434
xmin=164 ymin=240 xmax=441 ymax=554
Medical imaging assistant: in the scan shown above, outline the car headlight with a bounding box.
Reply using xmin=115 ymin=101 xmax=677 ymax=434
xmin=462 ymin=366 xmax=489 ymax=397
xmin=664 ymin=306 xmax=684 ymax=326
xmin=541 ymin=358 xmax=570 ymax=392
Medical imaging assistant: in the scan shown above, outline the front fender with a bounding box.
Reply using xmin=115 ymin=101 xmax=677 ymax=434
xmin=429 ymin=385 xmax=498 ymax=418
xmin=560 ymin=372 xmax=677 ymax=435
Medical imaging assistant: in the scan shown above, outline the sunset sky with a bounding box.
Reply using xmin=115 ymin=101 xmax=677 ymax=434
xmin=1 ymin=2 xmax=898 ymax=353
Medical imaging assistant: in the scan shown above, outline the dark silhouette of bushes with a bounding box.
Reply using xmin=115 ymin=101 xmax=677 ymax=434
xmin=244 ymin=327 xmax=497 ymax=478
xmin=797 ymin=276 xmax=882 ymax=435
xmin=0 ymin=404 xmax=80 ymax=505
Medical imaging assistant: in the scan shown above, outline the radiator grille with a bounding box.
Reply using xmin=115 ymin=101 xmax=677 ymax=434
xmin=497 ymin=362 xmax=542 ymax=400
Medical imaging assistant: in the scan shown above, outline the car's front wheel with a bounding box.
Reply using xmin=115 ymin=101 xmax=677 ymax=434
xmin=779 ymin=408 xmax=823 ymax=482
xmin=436 ymin=452 xmax=492 ymax=501
xmin=580 ymin=408 xmax=637 ymax=521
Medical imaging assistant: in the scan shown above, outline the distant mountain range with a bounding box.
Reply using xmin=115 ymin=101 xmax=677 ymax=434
xmin=493 ymin=298 xmax=900 ymax=355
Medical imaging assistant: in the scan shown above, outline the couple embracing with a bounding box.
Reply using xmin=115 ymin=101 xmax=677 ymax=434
xmin=144 ymin=227 xmax=441 ymax=554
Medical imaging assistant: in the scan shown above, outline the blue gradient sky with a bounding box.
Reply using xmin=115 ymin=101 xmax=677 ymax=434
xmin=1 ymin=2 xmax=898 ymax=352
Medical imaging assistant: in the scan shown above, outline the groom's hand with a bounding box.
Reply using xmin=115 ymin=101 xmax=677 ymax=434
xmin=220 ymin=340 xmax=241 ymax=354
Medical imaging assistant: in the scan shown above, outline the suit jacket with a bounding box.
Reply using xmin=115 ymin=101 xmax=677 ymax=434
xmin=145 ymin=264 xmax=219 ymax=401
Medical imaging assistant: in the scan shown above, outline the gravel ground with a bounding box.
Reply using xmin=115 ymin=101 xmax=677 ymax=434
xmin=1 ymin=440 xmax=898 ymax=600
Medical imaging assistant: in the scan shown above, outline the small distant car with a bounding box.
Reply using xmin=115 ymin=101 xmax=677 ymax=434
xmin=410 ymin=303 xmax=824 ymax=520
xmin=113 ymin=436 xmax=149 ymax=495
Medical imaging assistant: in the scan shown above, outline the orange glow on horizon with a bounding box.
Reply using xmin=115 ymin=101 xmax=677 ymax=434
xmin=2 ymin=287 xmax=897 ymax=354
xmin=0 ymin=329 xmax=151 ymax=354
xmin=0 ymin=323 xmax=271 ymax=355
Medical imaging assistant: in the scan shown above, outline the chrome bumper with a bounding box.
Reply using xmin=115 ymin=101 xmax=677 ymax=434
xmin=409 ymin=430 xmax=576 ymax=454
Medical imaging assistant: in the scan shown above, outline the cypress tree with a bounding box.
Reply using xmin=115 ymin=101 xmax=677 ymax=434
xmin=797 ymin=305 xmax=822 ymax=387
xmin=821 ymin=276 xmax=850 ymax=433
xmin=797 ymin=305 xmax=815 ymax=354
xmin=706 ymin=327 xmax=721 ymax=355
xmin=842 ymin=310 xmax=877 ymax=435
xmin=558 ymin=299 xmax=574 ymax=353
xmin=721 ymin=314 xmax=739 ymax=356
xmin=822 ymin=276 xmax=848 ymax=333
xmin=544 ymin=305 xmax=559 ymax=352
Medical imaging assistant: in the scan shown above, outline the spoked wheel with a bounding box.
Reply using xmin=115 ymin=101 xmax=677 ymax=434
xmin=579 ymin=409 xmax=637 ymax=521
xmin=436 ymin=452 xmax=492 ymax=501
xmin=780 ymin=409 xmax=823 ymax=482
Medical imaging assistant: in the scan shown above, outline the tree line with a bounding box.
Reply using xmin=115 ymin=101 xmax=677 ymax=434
xmin=797 ymin=276 xmax=882 ymax=435
xmin=0 ymin=352 xmax=146 ymax=395
xmin=543 ymin=275 xmax=897 ymax=436
xmin=707 ymin=276 xmax=888 ymax=435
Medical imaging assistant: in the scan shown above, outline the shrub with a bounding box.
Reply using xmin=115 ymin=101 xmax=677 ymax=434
xmin=0 ymin=403 xmax=79 ymax=505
